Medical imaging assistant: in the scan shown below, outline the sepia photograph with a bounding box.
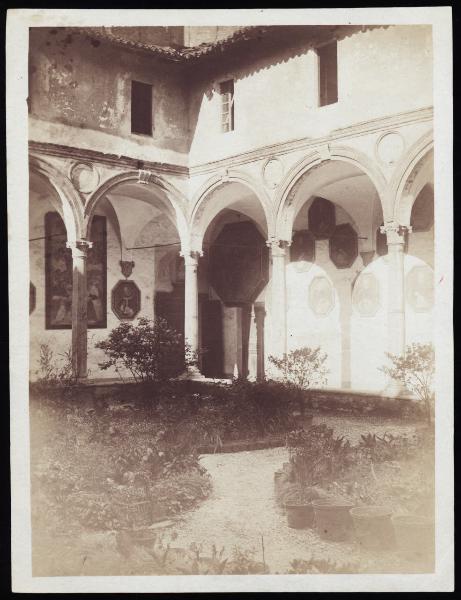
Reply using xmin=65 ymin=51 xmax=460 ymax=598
xmin=8 ymin=7 xmax=453 ymax=593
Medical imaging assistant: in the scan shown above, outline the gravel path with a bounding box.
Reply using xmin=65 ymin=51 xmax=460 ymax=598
xmin=172 ymin=416 xmax=424 ymax=573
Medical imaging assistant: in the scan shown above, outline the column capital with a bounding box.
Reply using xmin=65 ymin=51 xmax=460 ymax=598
xmin=266 ymin=237 xmax=291 ymax=256
xmin=380 ymin=222 xmax=412 ymax=245
xmin=66 ymin=239 xmax=93 ymax=258
xmin=180 ymin=249 xmax=203 ymax=266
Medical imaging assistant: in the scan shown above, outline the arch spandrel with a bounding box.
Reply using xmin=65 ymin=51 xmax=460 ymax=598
xmin=389 ymin=132 xmax=434 ymax=226
xmin=29 ymin=154 xmax=83 ymax=243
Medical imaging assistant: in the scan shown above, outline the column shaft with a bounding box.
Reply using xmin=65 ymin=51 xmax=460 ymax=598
xmin=269 ymin=241 xmax=288 ymax=360
xmin=67 ymin=240 xmax=91 ymax=380
xmin=183 ymin=251 xmax=202 ymax=375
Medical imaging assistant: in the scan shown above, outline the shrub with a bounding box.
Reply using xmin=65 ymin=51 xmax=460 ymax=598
xmin=380 ymin=343 xmax=435 ymax=424
xmin=33 ymin=344 xmax=78 ymax=398
xmin=269 ymin=347 xmax=328 ymax=414
xmin=95 ymin=317 xmax=193 ymax=383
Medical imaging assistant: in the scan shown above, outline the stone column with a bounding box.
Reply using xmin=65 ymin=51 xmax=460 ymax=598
xmin=381 ymin=222 xmax=410 ymax=394
xmin=182 ymin=250 xmax=203 ymax=377
xmin=268 ymin=239 xmax=289 ymax=361
xmin=67 ymin=240 xmax=92 ymax=380
xmin=247 ymin=304 xmax=258 ymax=381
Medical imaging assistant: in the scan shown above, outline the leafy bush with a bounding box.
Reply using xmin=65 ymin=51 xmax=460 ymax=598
xmin=95 ymin=317 xmax=192 ymax=383
xmin=289 ymin=556 xmax=360 ymax=574
xmin=380 ymin=343 xmax=435 ymax=424
xmin=33 ymin=344 xmax=78 ymax=398
xmin=269 ymin=347 xmax=328 ymax=414
xmin=30 ymin=395 xmax=212 ymax=534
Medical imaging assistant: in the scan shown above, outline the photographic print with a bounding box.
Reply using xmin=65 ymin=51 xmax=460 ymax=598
xmin=7 ymin=7 xmax=453 ymax=593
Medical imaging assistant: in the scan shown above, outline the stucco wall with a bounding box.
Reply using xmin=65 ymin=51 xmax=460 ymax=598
xmin=188 ymin=25 xmax=433 ymax=165
xmin=29 ymin=28 xmax=190 ymax=165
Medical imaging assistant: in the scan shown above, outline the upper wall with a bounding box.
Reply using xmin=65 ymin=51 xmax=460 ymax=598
xmin=28 ymin=28 xmax=191 ymax=165
xmin=188 ymin=25 xmax=433 ymax=165
xmin=28 ymin=25 xmax=433 ymax=169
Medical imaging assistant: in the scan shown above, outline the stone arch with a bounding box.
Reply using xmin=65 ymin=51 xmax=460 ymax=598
xmin=275 ymin=145 xmax=388 ymax=241
xmin=190 ymin=170 xmax=275 ymax=252
xmin=29 ymin=154 xmax=82 ymax=242
xmin=84 ymin=170 xmax=189 ymax=247
xmin=390 ymin=131 xmax=434 ymax=226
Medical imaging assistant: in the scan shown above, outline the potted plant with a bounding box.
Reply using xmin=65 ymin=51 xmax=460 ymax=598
xmin=391 ymin=514 xmax=435 ymax=564
xmin=350 ymin=505 xmax=395 ymax=550
xmin=312 ymin=497 xmax=355 ymax=541
xmin=283 ymin=485 xmax=322 ymax=529
xmin=285 ymin=425 xmax=356 ymax=538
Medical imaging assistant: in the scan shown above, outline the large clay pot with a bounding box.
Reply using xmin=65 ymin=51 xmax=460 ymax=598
xmin=350 ymin=506 xmax=395 ymax=550
xmin=312 ymin=498 xmax=354 ymax=541
xmin=392 ymin=515 xmax=435 ymax=563
xmin=285 ymin=503 xmax=314 ymax=529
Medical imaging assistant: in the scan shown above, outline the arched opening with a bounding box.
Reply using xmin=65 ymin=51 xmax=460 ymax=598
xmin=192 ymin=181 xmax=269 ymax=379
xmin=401 ymin=150 xmax=434 ymax=354
xmin=281 ymin=159 xmax=387 ymax=391
xmin=83 ymin=176 xmax=185 ymax=379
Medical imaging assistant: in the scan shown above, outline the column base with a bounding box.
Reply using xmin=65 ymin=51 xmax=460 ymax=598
xmin=178 ymin=366 xmax=206 ymax=381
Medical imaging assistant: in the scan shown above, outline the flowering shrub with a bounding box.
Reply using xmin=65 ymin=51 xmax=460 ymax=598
xmin=269 ymin=347 xmax=328 ymax=414
xmin=95 ymin=317 xmax=193 ymax=383
xmin=380 ymin=343 xmax=435 ymax=424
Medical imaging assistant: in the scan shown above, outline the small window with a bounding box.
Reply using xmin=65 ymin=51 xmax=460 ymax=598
xmin=220 ymin=79 xmax=234 ymax=132
xmin=131 ymin=80 xmax=152 ymax=135
xmin=318 ymin=41 xmax=338 ymax=107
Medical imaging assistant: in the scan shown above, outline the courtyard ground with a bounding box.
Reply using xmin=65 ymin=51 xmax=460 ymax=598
xmin=32 ymin=412 xmax=432 ymax=575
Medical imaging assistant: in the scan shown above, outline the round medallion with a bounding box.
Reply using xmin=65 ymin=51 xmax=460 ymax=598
xmin=308 ymin=276 xmax=335 ymax=316
xmin=70 ymin=162 xmax=100 ymax=194
xmin=376 ymin=131 xmax=405 ymax=166
xmin=352 ymin=272 xmax=381 ymax=317
xmin=262 ymin=157 xmax=284 ymax=189
xmin=406 ymin=265 xmax=434 ymax=313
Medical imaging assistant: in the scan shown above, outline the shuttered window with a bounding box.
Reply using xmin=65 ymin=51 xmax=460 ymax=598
xmin=220 ymin=79 xmax=234 ymax=132
xmin=318 ymin=41 xmax=338 ymax=107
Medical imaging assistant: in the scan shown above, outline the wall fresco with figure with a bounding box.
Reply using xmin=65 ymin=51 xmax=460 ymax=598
xmin=45 ymin=212 xmax=107 ymax=329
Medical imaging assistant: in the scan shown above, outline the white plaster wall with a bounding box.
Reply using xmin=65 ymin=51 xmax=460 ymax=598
xmin=189 ymin=25 xmax=432 ymax=165
xmin=350 ymin=249 xmax=433 ymax=392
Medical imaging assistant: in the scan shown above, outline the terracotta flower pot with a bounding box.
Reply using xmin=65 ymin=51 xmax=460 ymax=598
xmin=350 ymin=506 xmax=395 ymax=550
xmin=392 ymin=515 xmax=435 ymax=562
xmin=113 ymin=499 xmax=153 ymax=527
xmin=285 ymin=503 xmax=314 ymax=529
xmin=312 ymin=498 xmax=354 ymax=541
